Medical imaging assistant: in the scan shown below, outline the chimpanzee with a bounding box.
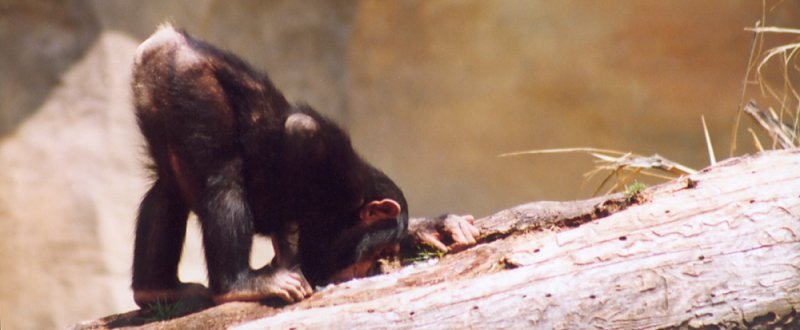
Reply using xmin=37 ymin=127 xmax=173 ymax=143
xmin=130 ymin=24 xmax=479 ymax=307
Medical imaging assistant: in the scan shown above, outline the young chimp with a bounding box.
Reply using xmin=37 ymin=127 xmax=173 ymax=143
xmin=130 ymin=24 xmax=479 ymax=307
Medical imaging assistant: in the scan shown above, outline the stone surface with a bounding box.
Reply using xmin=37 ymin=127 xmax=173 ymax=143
xmin=0 ymin=0 xmax=99 ymax=135
xmin=0 ymin=30 xmax=142 ymax=329
xmin=347 ymin=0 xmax=800 ymax=215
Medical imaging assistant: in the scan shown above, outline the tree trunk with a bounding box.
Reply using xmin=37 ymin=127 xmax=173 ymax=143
xmin=73 ymin=149 xmax=800 ymax=329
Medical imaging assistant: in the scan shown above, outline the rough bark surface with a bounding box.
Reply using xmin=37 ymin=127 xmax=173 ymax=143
xmin=72 ymin=149 xmax=800 ymax=329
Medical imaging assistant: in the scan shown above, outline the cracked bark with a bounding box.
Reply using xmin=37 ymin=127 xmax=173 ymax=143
xmin=72 ymin=149 xmax=800 ymax=330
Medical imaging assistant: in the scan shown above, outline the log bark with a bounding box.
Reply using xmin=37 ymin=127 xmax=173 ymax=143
xmin=73 ymin=149 xmax=800 ymax=329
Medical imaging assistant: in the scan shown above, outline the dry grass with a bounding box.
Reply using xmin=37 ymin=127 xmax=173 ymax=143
xmin=734 ymin=8 xmax=800 ymax=152
xmin=501 ymin=148 xmax=695 ymax=196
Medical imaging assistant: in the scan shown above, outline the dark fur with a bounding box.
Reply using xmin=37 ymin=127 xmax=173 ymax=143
xmin=131 ymin=26 xmax=408 ymax=299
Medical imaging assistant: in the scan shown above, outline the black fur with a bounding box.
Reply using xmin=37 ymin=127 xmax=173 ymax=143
xmin=131 ymin=26 xmax=408 ymax=300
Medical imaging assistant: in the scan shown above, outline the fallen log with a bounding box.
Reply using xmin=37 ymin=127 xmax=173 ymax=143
xmin=72 ymin=149 xmax=800 ymax=329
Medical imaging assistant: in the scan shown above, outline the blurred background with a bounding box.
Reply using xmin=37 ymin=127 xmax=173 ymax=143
xmin=1 ymin=0 xmax=798 ymax=328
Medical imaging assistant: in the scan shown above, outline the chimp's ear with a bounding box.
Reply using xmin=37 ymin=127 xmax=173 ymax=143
xmin=359 ymin=199 xmax=401 ymax=224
